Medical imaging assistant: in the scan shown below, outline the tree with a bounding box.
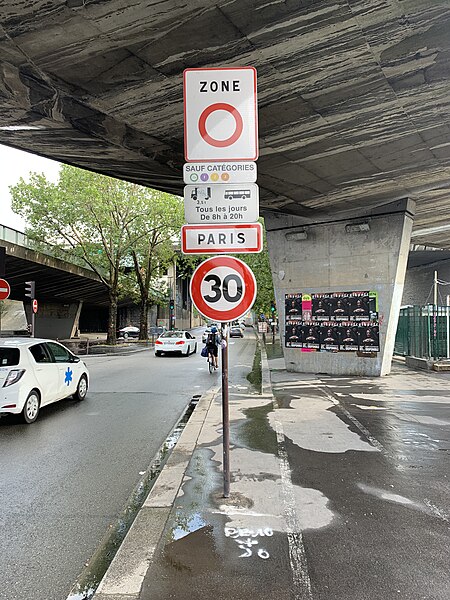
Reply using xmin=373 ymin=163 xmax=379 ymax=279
xmin=240 ymin=219 xmax=275 ymax=316
xmin=124 ymin=190 xmax=184 ymax=339
xmin=10 ymin=165 xmax=149 ymax=343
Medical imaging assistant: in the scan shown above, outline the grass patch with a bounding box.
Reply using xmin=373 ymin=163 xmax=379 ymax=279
xmin=247 ymin=342 xmax=262 ymax=393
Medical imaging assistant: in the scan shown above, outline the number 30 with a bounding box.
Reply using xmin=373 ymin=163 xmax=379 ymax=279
xmin=204 ymin=274 xmax=243 ymax=303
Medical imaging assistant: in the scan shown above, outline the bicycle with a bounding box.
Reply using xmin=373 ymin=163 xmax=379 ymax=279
xmin=207 ymin=351 xmax=218 ymax=374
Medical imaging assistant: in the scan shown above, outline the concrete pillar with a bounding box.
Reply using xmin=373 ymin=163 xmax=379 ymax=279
xmin=265 ymin=199 xmax=415 ymax=376
xmin=24 ymin=301 xmax=84 ymax=340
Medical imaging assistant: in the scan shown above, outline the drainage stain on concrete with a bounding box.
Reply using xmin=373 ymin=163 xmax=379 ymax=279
xmin=239 ymin=402 xmax=278 ymax=455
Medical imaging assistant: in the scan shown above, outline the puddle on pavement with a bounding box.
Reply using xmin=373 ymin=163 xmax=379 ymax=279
xmin=65 ymin=395 xmax=201 ymax=600
xmin=239 ymin=402 xmax=278 ymax=455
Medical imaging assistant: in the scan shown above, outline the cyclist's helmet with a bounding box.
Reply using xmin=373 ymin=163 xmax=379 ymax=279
xmin=210 ymin=326 xmax=217 ymax=333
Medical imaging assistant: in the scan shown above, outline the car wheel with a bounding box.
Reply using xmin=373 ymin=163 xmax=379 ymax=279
xmin=22 ymin=390 xmax=40 ymax=424
xmin=74 ymin=375 xmax=88 ymax=401
xmin=123 ymin=332 xmax=129 ymax=340
xmin=155 ymin=351 xmax=161 ymax=357
xmin=193 ymin=343 xmax=197 ymax=354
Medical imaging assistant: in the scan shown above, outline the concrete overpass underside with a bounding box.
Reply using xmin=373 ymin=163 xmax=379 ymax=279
xmin=2 ymin=0 xmax=450 ymax=374
xmin=2 ymin=240 xmax=108 ymax=338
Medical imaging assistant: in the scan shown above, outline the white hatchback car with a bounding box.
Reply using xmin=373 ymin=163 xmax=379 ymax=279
xmin=0 ymin=338 xmax=89 ymax=424
xmin=154 ymin=331 xmax=197 ymax=356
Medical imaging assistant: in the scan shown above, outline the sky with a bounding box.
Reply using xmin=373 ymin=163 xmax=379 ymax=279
xmin=0 ymin=144 xmax=61 ymax=232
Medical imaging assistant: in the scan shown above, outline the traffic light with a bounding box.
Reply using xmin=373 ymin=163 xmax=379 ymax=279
xmin=25 ymin=281 xmax=35 ymax=299
xmin=270 ymin=301 xmax=276 ymax=314
xmin=169 ymin=298 xmax=175 ymax=311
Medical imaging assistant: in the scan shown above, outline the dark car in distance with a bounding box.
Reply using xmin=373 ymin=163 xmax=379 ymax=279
xmin=230 ymin=326 xmax=244 ymax=338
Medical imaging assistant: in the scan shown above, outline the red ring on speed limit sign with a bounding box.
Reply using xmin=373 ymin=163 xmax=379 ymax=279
xmin=190 ymin=256 xmax=256 ymax=322
xmin=198 ymin=103 xmax=243 ymax=148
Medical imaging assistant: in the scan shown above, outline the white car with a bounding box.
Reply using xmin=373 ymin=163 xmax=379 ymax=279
xmin=118 ymin=325 xmax=140 ymax=339
xmin=155 ymin=331 xmax=197 ymax=356
xmin=0 ymin=338 xmax=89 ymax=424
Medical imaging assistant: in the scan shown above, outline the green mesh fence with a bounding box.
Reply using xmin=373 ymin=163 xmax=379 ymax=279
xmin=395 ymin=305 xmax=450 ymax=359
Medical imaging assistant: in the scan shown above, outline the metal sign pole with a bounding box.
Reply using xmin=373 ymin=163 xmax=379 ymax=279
xmin=221 ymin=322 xmax=230 ymax=498
xmin=31 ymin=309 xmax=35 ymax=338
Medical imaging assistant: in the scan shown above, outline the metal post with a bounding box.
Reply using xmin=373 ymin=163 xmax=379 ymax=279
xmin=221 ymin=322 xmax=230 ymax=498
xmin=447 ymin=295 xmax=450 ymax=359
xmin=31 ymin=310 xmax=35 ymax=338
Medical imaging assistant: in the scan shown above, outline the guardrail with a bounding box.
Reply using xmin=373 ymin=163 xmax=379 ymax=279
xmin=0 ymin=223 xmax=95 ymax=272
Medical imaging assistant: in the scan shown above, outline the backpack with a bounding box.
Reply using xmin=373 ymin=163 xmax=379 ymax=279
xmin=206 ymin=333 xmax=216 ymax=347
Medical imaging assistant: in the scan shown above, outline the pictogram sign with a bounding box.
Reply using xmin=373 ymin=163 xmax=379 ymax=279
xmin=184 ymin=67 xmax=258 ymax=162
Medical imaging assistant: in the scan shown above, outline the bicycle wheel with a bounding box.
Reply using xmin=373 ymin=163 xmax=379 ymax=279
xmin=208 ymin=358 xmax=214 ymax=374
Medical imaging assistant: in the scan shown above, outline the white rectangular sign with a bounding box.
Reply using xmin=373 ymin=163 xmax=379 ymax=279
xmin=184 ymin=67 xmax=258 ymax=162
xmin=183 ymin=162 xmax=257 ymax=184
xmin=181 ymin=223 xmax=263 ymax=254
xmin=184 ymin=183 xmax=259 ymax=224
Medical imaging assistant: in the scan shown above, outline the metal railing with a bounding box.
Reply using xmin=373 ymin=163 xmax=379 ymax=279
xmin=395 ymin=305 xmax=450 ymax=360
xmin=0 ymin=224 xmax=94 ymax=271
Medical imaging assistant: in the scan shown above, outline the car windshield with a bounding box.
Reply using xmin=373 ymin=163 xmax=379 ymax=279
xmin=161 ymin=331 xmax=184 ymax=338
xmin=0 ymin=348 xmax=20 ymax=366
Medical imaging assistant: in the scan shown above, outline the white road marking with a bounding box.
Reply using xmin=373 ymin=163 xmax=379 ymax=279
xmin=273 ymin=418 xmax=313 ymax=599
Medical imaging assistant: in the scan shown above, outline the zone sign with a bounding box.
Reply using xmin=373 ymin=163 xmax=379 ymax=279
xmin=184 ymin=67 xmax=258 ymax=162
xmin=190 ymin=256 xmax=257 ymax=322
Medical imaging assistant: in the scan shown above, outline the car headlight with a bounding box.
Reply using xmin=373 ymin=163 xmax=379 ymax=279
xmin=3 ymin=369 xmax=26 ymax=387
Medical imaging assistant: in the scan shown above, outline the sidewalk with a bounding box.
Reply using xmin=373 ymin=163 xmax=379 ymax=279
xmin=93 ymin=338 xmax=450 ymax=600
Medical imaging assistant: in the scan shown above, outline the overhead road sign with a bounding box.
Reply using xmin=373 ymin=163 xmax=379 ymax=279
xmin=183 ymin=161 xmax=257 ymax=184
xmin=181 ymin=223 xmax=263 ymax=255
xmin=190 ymin=256 xmax=257 ymax=322
xmin=0 ymin=278 xmax=10 ymax=301
xmin=184 ymin=67 xmax=258 ymax=162
xmin=184 ymin=183 xmax=259 ymax=224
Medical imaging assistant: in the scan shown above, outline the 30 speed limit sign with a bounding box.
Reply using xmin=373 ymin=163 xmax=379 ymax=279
xmin=190 ymin=256 xmax=257 ymax=322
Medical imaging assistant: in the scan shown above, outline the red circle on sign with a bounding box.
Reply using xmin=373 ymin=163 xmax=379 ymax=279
xmin=0 ymin=278 xmax=10 ymax=301
xmin=198 ymin=103 xmax=243 ymax=148
xmin=190 ymin=256 xmax=256 ymax=322
xmin=32 ymin=299 xmax=38 ymax=314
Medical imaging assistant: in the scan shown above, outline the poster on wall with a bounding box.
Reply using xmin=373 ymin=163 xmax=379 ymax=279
xmin=312 ymin=293 xmax=331 ymax=320
xmin=285 ymin=321 xmax=303 ymax=347
xmin=329 ymin=293 xmax=350 ymax=320
xmin=359 ymin=324 xmax=380 ymax=352
xmin=338 ymin=324 xmax=360 ymax=351
xmin=284 ymin=291 xmax=381 ymax=354
xmin=319 ymin=324 xmax=340 ymax=350
xmin=348 ymin=292 xmax=370 ymax=320
xmin=301 ymin=323 xmax=320 ymax=349
xmin=285 ymin=293 xmax=302 ymax=320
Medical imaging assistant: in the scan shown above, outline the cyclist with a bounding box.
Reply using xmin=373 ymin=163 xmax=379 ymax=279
xmin=205 ymin=325 xmax=220 ymax=369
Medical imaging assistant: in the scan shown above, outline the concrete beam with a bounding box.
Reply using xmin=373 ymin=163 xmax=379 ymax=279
xmin=265 ymin=199 xmax=415 ymax=376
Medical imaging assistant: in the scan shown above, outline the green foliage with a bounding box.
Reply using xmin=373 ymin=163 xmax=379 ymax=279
xmin=240 ymin=219 xmax=275 ymax=315
xmin=10 ymin=164 xmax=185 ymax=341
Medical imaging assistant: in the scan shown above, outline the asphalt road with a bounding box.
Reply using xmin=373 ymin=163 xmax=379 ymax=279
xmin=0 ymin=328 xmax=218 ymax=600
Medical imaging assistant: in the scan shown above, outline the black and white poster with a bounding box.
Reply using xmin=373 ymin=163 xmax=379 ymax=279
xmin=302 ymin=323 xmax=320 ymax=349
xmin=359 ymin=324 xmax=380 ymax=352
xmin=285 ymin=321 xmax=303 ymax=348
xmin=338 ymin=324 xmax=360 ymax=351
xmin=285 ymin=293 xmax=302 ymax=321
xmin=284 ymin=290 xmax=381 ymax=354
xmin=319 ymin=324 xmax=340 ymax=350
xmin=312 ymin=293 xmax=331 ymax=321
xmin=329 ymin=293 xmax=350 ymax=320
xmin=348 ymin=292 xmax=370 ymax=321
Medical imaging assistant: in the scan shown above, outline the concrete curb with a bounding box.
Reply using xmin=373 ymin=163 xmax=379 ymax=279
xmin=93 ymin=385 xmax=219 ymax=600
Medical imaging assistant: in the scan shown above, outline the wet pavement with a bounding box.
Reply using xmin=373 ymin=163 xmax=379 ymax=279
xmin=125 ymin=336 xmax=450 ymax=600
